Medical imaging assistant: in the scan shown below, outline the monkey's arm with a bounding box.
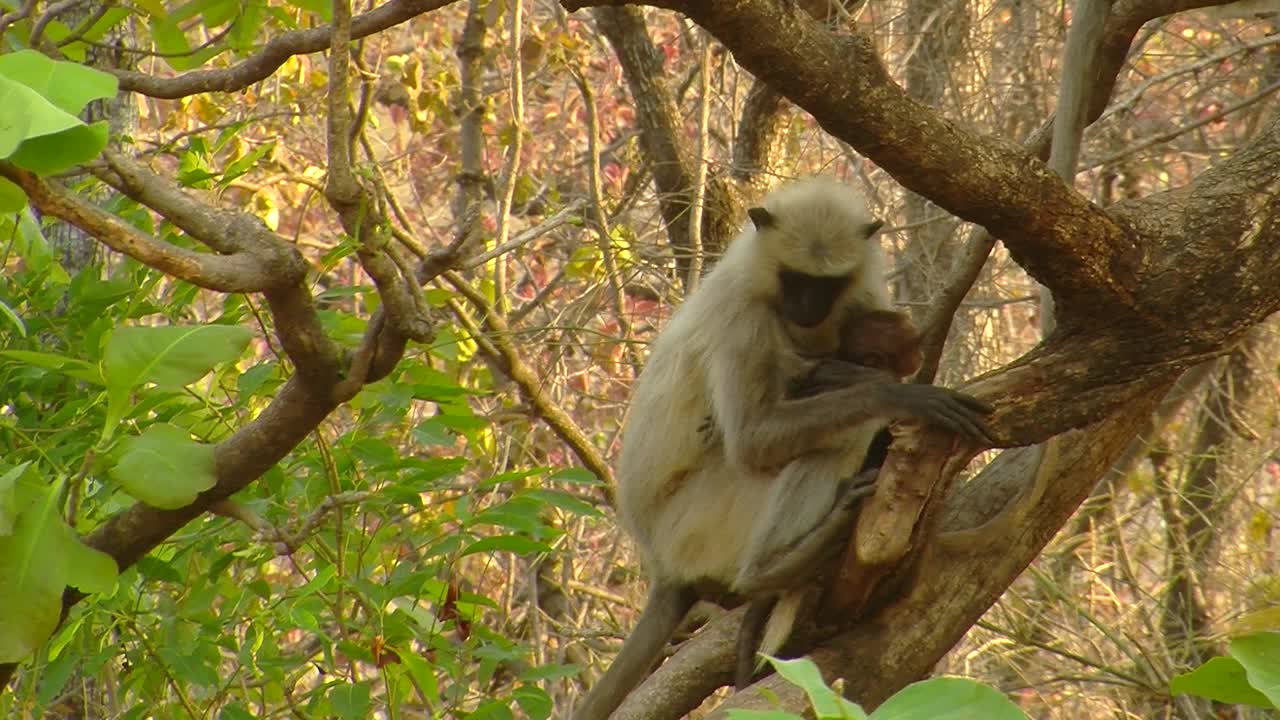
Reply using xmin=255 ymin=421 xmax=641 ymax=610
xmin=789 ymin=358 xmax=887 ymax=398
xmin=709 ymin=311 xmax=993 ymax=473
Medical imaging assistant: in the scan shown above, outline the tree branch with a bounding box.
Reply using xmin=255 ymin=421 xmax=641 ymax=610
xmin=2 ymin=162 xmax=284 ymax=293
xmin=113 ymin=0 xmax=459 ymax=99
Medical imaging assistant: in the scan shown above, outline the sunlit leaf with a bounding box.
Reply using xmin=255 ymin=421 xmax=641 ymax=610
xmin=102 ymin=324 xmax=253 ymax=440
xmin=329 ymin=680 xmax=372 ymax=720
xmin=0 ymin=483 xmax=67 ymax=663
xmin=0 ymin=50 xmax=118 ymax=116
xmin=871 ymin=677 xmax=1028 ymax=720
xmin=1171 ymin=656 xmax=1273 ymax=707
xmin=1230 ymin=632 xmax=1280 ymax=708
xmin=461 ymin=535 xmax=551 ymax=557
xmin=109 ymin=424 xmax=217 ymax=509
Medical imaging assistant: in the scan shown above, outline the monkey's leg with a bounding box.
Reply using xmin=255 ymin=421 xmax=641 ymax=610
xmin=572 ymin=582 xmax=697 ymax=720
xmin=735 ymin=596 xmax=778 ymax=690
xmin=734 ymin=465 xmax=879 ymax=596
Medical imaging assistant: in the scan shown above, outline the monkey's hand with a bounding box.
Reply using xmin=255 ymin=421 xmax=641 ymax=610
xmin=790 ymin=359 xmax=892 ymax=398
xmin=873 ymin=383 xmax=995 ymax=445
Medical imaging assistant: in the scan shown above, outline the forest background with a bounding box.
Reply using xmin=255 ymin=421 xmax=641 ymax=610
xmin=0 ymin=0 xmax=1278 ymax=718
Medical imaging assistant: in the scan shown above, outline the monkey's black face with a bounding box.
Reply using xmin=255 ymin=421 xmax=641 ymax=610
xmin=777 ymin=270 xmax=853 ymax=328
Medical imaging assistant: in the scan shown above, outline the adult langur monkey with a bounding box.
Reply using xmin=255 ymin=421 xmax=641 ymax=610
xmin=571 ymin=178 xmax=994 ymax=720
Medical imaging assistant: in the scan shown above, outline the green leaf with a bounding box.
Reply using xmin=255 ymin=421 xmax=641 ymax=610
xmin=62 ymin=528 xmax=118 ymax=594
xmin=465 ymin=700 xmax=514 ymax=720
xmin=1171 ymin=656 xmax=1274 ymax=708
xmin=0 ymin=75 xmax=74 ymax=157
xmin=0 ymin=176 xmax=25 ymax=212
xmin=220 ymin=141 xmax=275 ymax=185
xmin=870 ymin=677 xmax=1028 ymax=720
xmin=330 ymin=681 xmax=372 ymax=720
xmin=1230 ymin=632 xmax=1280 ymax=708
xmin=461 ymin=535 xmax=551 ymax=557
xmin=0 ymin=50 xmax=118 ymax=117
xmin=549 ymin=467 xmax=601 ymax=486
xmin=9 ymin=120 xmax=110 ymax=175
xmin=0 ymin=462 xmax=31 ymax=537
xmin=149 ymin=17 xmax=192 ymax=70
xmin=219 ymin=703 xmax=258 ymax=720
xmin=227 ymin=0 xmax=264 ymax=51
xmin=109 ymin=423 xmax=217 ymax=509
xmin=513 ymin=685 xmax=553 ymax=720
xmin=398 ymin=649 xmax=442 ymax=705
xmin=0 ymin=350 xmax=102 ymax=384
xmin=285 ymin=0 xmax=332 ymax=22
xmin=766 ymin=656 xmax=867 ymax=720
xmin=13 ymin=207 xmax=69 ymax=283
xmin=102 ymin=324 xmax=253 ymax=440
xmin=0 ymin=483 xmax=68 ymax=663
xmin=135 ymin=555 xmax=184 ymax=584
xmin=470 ymin=496 xmax=543 ymax=534
xmin=525 ymin=489 xmax=602 ymax=518
xmin=0 ymin=298 xmax=27 ymax=337
xmin=78 ymin=7 xmax=132 ymax=43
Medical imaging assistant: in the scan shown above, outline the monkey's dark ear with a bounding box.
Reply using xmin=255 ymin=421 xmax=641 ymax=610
xmin=866 ymin=219 xmax=886 ymax=237
xmin=748 ymin=207 xmax=775 ymax=230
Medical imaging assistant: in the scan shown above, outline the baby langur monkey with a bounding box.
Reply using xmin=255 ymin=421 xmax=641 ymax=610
xmin=572 ymin=178 xmax=992 ymax=720
xmin=736 ymin=307 xmax=924 ymax=690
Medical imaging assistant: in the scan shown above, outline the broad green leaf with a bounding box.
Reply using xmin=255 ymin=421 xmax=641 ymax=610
xmin=9 ymin=120 xmax=110 ymax=175
xmin=871 ymin=677 xmax=1028 ymax=720
xmin=0 ymin=483 xmax=68 ymax=663
xmin=135 ymin=555 xmax=184 ymax=584
xmin=461 ymin=535 xmax=551 ymax=557
xmin=398 ymin=651 xmax=442 ymax=705
xmin=202 ymin=0 xmax=240 ymax=27
xmin=227 ymin=0 xmax=264 ymax=52
xmin=1230 ymin=632 xmax=1280 ymax=708
xmin=0 ymin=75 xmax=74 ymax=157
xmin=330 ymin=680 xmax=372 ymax=720
xmin=465 ymin=700 xmax=514 ymax=720
xmin=286 ymin=0 xmax=332 ymax=21
xmin=1171 ymin=656 xmax=1273 ymax=708
xmin=0 ymin=50 xmax=118 ymax=116
xmin=513 ymin=685 xmax=553 ymax=720
xmin=62 ymin=528 xmax=118 ymax=594
xmin=550 ymin=467 xmax=601 ymax=486
xmin=766 ymin=656 xmax=867 ymax=720
xmin=35 ymin=647 xmax=79 ymax=706
xmin=0 ymin=350 xmax=102 ymax=384
xmin=219 ymin=704 xmax=257 ymax=720
xmin=526 ymin=489 xmax=602 ymax=518
xmin=0 ymin=462 xmax=31 ymax=536
xmin=221 ymin=141 xmax=275 ymax=185
xmin=15 ymin=206 xmax=70 ymax=283
xmin=471 ymin=496 xmax=543 ymax=534
xmin=78 ymin=7 xmax=132 ymax=43
xmin=0 ymin=177 xmax=25 ymax=212
xmin=134 ymin=0 xmax=168 ymax=17
xmin=0 ymin=298 xmax=27 ymax=337
xmin=109 ymin=423 xmax=216 ymax=509
xmin=102 ymin=324 xmax=253 ymax=440
xmin=149 ymin=18 xmax=192 ymax=70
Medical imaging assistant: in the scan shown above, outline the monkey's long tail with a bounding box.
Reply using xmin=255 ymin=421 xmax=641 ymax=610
xmin=571 ymin=583 xmax=696 ymax=720
xmin=756 ymin=591 xmax=804 ymax=672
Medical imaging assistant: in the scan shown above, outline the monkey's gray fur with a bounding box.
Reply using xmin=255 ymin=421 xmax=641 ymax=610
xmin=572 ymin=177 xmax=991 ymax=720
